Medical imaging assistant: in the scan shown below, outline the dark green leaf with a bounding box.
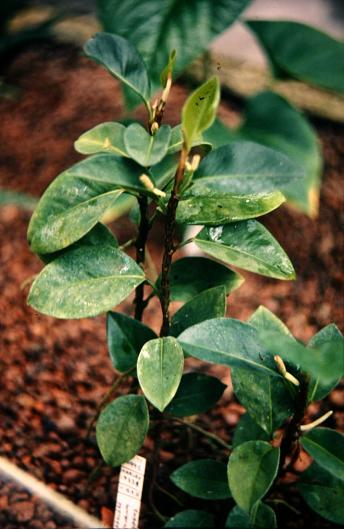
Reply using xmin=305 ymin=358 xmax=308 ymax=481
xmin=297 ymin=463 xmax=344 ymax=524
xmin=84 ymin=32 xmax=151 ymax=105
xmin=164 ymin=510 xmax=214 ymax=528
xmin=225 ymin=502 xmax=277 ymax=528
xmin=171 ymin=459 xmax=231 ymax=500
xmin=170 ymin=286 xmax=226 ymax=337
xmin=248 ymin=305 xmax=292 ymax=336
xmin=74 ymin=122 xmax=128 ymax=156
xmin=124 ymin=123 xmax=171 ymax=166
xmin=300 ymin=428 xmax=344 ymax=481
xmin=195 ymin=221 xmax=295 ymax=280
xmin=165 ymin=372 xmax=226 ymax=417
xmin=233 ymin=413 xmax=270 ymax=448
xmin=246 ymin=20 xmax=344 ymax=94
xmin=28 ymin=245 xmax=144 ymax=319
xmin=96 ymin=395 xmax=148 ymax=466
xmin=107 ymin=312 xmax=156 ymax=372
xmin=137 ymin=337 xmax=184 ymax=411
xmin=227 ymin=441 xmax=280 ymax=513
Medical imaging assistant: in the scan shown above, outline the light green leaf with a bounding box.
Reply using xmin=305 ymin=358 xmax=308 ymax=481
xmin=171 ymin=459 xmax=231 ymax=500
xmin=84 ymin=32 xmax=151 ymax=105
xmin=233 ymin=413 xmax=270 ymax=448
xmin=227 ymin=441 xmax=280 ymax=513
xmin=157 ymin=257 xmax=244 ymax=303
xmin=167 ymin=125 xmax=211 ymax=155
xmin=124 ymin=123 xmax=171 ymax=166
xmin=28 ymin=245 xmax=145 ymax=319
xmin=225 ymin=502 xmax=277 ymax=528
xmin=297 ymin=463 xmax=344 ymax=524
xmin=246 ymin=20 xmax=344 ymax=94
xmin=248 ymin=305 xmax=292 ymax=336
xmin=74 ymin=122 xmax=129 ymax=156
xmin=182 ymin=77 xmax=220 ymax=150
xmin=160 ymin=48 xmax=176 ymax=87
xmin=137 ymin=337 xmax=184 ymax=411
xmin=195 ymin=221 xmax=295 ymax=280
xmin=165 ymin=510 xmax=214 ymax=528
xmin=300 ymin=428 xmax=344 ymax=481
xmin=170 ymin=286 xmax=226 ymax=337
xmin=107 ymin=312 xmax=156 ymax=372
xmin=165 ymin=372 xmax=226 ymax=417
xmin=96 ymin=395 xmax=148 ymax=467
xmin=178 ymin=318 xmax=280 ymax=377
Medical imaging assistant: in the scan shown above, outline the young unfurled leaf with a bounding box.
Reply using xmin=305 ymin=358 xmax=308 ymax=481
xmin=124 ymin=123 xmax=171 ymax=166
xmin=232 ymin=413 xmax=270 ymax=448
xmin=137 ymin=337 xmax=184 ymax=411
xmin=227 ymin=441 xmax=280 ymax=513
xmin=171 ymin=459 xmax=231 ymax=500
xmin=160 ymin=49 xmax=176 ymax=87
xmin=225 ymin=502 xmax=277 ymax=528
xmin=165 ymin=510 xmax=215 ymax=528
xmin=96 ymin=395 xmax=149 ymax=467
xmin=74 ymin=122 xmax=129 ymax=156
xmin=182 ymin=77 xmax=220 ymax=150
xmin=165 ymin=372 xmax=226 ymax=417
xmin=195 ymin=221 xmax=295 ymax=280
xmin=300 ymin=428 xmax=344 ymax=481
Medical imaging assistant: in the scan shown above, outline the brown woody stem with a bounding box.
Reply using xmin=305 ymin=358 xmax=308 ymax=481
xmin=134 ymin=195 xmax=150 ymax=321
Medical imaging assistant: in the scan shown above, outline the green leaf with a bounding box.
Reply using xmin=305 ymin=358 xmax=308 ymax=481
xmin=170 ymin=286 xmax=226 ymax=337
xmin=164 ymin=510 xmax=214 ymax=528
xmin=246 ymin=20 xmax=344 ymax=94
xmin=307 ymin=324 xmax=343 ymax=402
xmin=157 ymin=257 xmax=244 ymax=303
xmin=74 ymin=122 xmax=129 ymax=156
xmin=160 ymin=48 xmax=176 ymax=87
xmin=231 ymin=307 xmax=295 ymax=434
xmin=177 ymin=190 xmax=285 ymax=225
xmin=300 ymin=428 xmax=344 ymax=481
xmin=96 ymin=395 xmax=148 ymax=467
xmin=298 ymin=463 xmax=344 ymax=525
xmin=107 ymin=312 xmax=156 ymax=372
xmin=28 ymin=155 xmax=152 ymax=254
xmin=84 ymin=32 xmax=151 ymax=105
xmin=165 ymin=372 xmax=226 ymax=417
xmin=233 ymin=413 xmax=270 ymax=448
xmin=225 ymin=502 xmax=277 ymax=528
xmin=0 ymin=189 xmax=37 ymax=211
xmin=97 ymin=0 xmax=250 ymax=87
xmin=227 ymin=441 xmax=280 ymax=513
xmin=28 ymin=245 xmax=144 ymax=319
xmin=182 ymin=77 xmax=220 ymax=150
xmin=137 ymin=337 xmax=184 ymax=411
xmin=171 ymin=459 xmax=231 ymax=500
xmin=178 ymin=318 xmax=280 ymax=377
xmin=195 ymin=221 xmax=295 ymax=280
xmin=124 ymin=123 xmax=171 ymax=166
xmin=167 ymin=125 xmax=211 ymax=155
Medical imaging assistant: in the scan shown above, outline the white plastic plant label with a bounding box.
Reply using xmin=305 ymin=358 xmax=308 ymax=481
xmin=113 ymin=455 xmax=146 ymax=529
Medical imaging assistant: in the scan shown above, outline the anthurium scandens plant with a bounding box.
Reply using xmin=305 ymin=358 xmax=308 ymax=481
xmin=27 ymin=32 xmax=344 ymax=528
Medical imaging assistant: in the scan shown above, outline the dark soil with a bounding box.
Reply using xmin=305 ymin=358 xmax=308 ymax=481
xmin=0 ymin=43 xmax=343 ymax=528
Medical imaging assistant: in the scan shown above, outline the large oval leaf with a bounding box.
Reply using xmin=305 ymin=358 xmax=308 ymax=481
xmin=300 ymin=428 xmax=344 ymax=481
xmin=137 ymin=337 xmax=184 ymax=411
xmin=96 ymin=395 xmax=149 ymax=467
xmin=233 ymin=413 xmax=270 ymax=448
xmin=84 ymin=32 xmax=151 ymax=104
xmin=28 ymin=245 xmax=145 ymax=319
xmin=195 ymin=221 xmax=295 ymax=280
xmin=227 ymin=441 xmax=280 ymax=513
xmin=225 ymin=503 xmax=277 ymax=528
xmin=124 ymin=123 xmax=171 ymax=166
xmin=171 ymin=459 xmax=231 ymax=500
xmin=165 ymin=510 xmax=214 ymax=528
xmin=74 ymin=122 xmax=129 ymax=156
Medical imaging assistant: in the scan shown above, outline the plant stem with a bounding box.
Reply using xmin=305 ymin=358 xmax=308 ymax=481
xmin=167 ymin=416 xmax=232 ymax=451
xmin=134 ymin=195 xmax=150 ymax=321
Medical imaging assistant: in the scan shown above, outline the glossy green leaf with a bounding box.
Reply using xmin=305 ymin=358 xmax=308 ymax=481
xmin=107 ymin=312 xmax=156 ymax=372
xmin=96 ymin=395 xmax=148 ymax=467
xmin=165 ymin=510 xmax=214 ymax=528
xmin=178 ymin=318 xmax=280 ymax=377
xmin=137 ymin=337 xmax=184 ymax=411
xmin=28 ymin=154 xmax=152 ymax=254
xmin=165 ymin=372 xmax=226 ymax=417
xmin=97 ymin=0 xmax=250 ymax=87
xmin=84 ymin=32 xmax=151 ymax=105
xmin=124 ymin=123 xmax=171 ymax=166
xmin=297 ymin=463 xmax=344 ymax=525
xmin=233 ymin=413 xmax=270 ymax=448
xmin=227 ymin=441 xmax=280 ymax=513
xmin=177 ymin=190 xmax=285 ymax=225
xmin=74 ymin=122 xmax=128 ymax=156
xmin=170 ymin=286 xmax=226 ymax=337
xmin=182 ymin=77 xmax=220 ymax=150
xmin=246 ymin=20 xmax=344 ymax=94
xmin=157 ymin=257 xmax=244 ymax=303
xmin=195 ymin=221 xmax=295 ymax=280
xmin=28 ymin=245 xmax=145 ymax=319
xmin=300 ymin=428 xmax=344 ymax=481
xmin=171 ymin=459 xmax=231 ymax=500
xmin=307 ymin=324 xmax=343 ymax=402
xmin=225 ymin=502 xmax=277 ymax=528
